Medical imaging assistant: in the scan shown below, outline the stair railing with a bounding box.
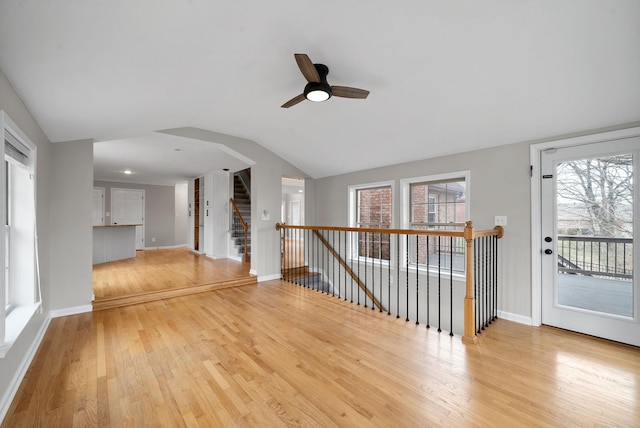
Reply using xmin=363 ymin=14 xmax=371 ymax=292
xmin=230 ymin=198 xmax=249 ymax=263
xmin=276 ymin=221 xmax=503 ymax=344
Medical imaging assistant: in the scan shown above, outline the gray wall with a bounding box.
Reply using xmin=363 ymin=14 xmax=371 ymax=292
xmin=314 ymin=142 xmax=532 ymax=320
xmin=1 ymin=67 xmax=94 ymax=412
xmin=0 ymin=67 xmax=51 ymax=410
xmin=93 ymin=180 xmax=180 ymax=248
xmin=50 ymin=140 xmax=94 ymax=310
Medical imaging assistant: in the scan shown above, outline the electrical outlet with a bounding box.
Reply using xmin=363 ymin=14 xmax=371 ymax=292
xmin=494 ymin=216 xmax=507 ymax=226
xmin=151 ymin=237 xmax=156 ymax=242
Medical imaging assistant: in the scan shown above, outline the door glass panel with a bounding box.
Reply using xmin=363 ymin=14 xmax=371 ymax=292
xmin=555 ymin=153 xmax=634 ymax=317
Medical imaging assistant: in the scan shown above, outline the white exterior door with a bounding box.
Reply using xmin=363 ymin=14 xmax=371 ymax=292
xmin=541 ymin=138 xmax=639 ymax=346
xmin=111 ymin=188 xmax=145 ymax=250
xmin=92 ymin=187 xmax=105 ymax=225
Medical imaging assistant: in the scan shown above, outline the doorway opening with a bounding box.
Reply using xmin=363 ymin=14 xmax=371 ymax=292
xmin=281 ymin=177 xmax=305 ymax=270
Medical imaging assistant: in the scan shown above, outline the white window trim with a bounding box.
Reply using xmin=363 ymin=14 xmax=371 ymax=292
xmin=0 ymin=110 xmax=39 ymax=358
xmin=400 ymin=170 xmax=470 ymax=228
xmin=0 ymin=302 xmax=41 ymax=358
xmin=400 ymin=170 xmax=470 ymax=279
xmin=348 ymin=180 xmax=395 ymax=265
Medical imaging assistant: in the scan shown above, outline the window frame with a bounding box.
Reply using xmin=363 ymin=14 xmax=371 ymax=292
xmin=348 ymin=180 xmax=395 ymax=264
xmin=0 ymin=111 xmax=40 ymax=358
xmin=400 ymin=171 xmax=470 ymax=276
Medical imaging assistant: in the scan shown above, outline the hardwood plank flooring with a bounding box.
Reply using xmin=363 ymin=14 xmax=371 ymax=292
xmin=92 ymin=247 xmax=254 ymax=310
xmin=3 ymin=281 xmax=639 ymax=427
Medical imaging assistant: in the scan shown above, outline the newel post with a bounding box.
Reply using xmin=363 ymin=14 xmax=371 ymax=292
xmin=462 ymin=221 xmax=478 ymax=344
xmin=276 ymin=223 xmax=285 ymax=277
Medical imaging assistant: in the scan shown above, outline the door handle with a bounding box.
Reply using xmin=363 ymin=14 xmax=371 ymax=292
xmin=544 ymin=236 xmax=552 ymax=242
xmin=544 ymin=249 xmax=553 ymax=255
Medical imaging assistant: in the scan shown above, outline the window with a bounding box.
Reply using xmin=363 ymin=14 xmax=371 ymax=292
xmin=1 ymin=111 xmax=39 ymax=358
xmin=349 ymin=182 xmax=393 ymax=261
xmin=427 ymin=195 xmax=437 ymax=224
xmin=401 ymin=172 xmax=469 ymax=273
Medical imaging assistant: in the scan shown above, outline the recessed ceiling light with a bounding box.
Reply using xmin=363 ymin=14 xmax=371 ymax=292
xmin=123 ymin=169 xmax=132 ymax=175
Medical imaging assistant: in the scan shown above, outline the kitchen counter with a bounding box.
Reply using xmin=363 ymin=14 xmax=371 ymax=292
xmin=93 ymin=224 xmax=140 ymax=264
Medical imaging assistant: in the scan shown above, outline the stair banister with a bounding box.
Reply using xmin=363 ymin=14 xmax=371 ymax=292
xmin=276 ymin=222 xmax=504 ymax=344
xmin=230 ymin=198 xmax=249 ymax=263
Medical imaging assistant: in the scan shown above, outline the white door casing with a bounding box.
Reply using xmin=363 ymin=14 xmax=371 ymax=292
xmin=111 ymin=188 xmax=145 ymax=250
xmin=92 ymin=187 xmax=105 ymax=225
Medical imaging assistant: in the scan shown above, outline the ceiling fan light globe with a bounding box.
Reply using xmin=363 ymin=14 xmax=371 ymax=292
xmin=304 ymin=81 xmax=332 ymax=102
xmin=306 ymin=89 xmax=330 ymax=102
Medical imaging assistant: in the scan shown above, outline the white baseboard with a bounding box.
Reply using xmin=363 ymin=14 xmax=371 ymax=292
xmin=49 ymin=304 xmax=93 ymax=319
xmin=258 ymin=273 xmax=281 ymax=282
xmin=0 ymin=314 xmax=51 ymax=423
xmin=143 ymin=244 xmax=187 ymax=250
xmin=497 ymin=310 xmax=533 ymax=326
xmin=249 ymin=269 xmax=258 ymax=276
xmin=205 ymin=254 xmax=229 ymax=260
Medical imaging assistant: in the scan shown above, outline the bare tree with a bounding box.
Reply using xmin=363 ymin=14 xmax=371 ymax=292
xmin=557 ymin=154 xmax=633 ymax=237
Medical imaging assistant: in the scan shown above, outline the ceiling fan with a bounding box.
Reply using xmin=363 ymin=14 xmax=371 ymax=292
xmin=281 ymin=54 xmax=370 ymax=108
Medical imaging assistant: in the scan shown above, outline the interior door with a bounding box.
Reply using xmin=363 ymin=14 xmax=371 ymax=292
xmin=541 ymin=138 xmax=639 ymax=346
xmin=111 ymin=188 xmax=145 ymax=250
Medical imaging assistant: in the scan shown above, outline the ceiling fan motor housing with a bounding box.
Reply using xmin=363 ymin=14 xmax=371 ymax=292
xmin=304 ymin=64 xmax=332 ymax=101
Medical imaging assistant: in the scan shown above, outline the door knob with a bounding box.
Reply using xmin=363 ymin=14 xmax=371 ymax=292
xmin=544 ymin=236 xmax=552 ymax=242
xmin=544 ymin=249 xmax=553 ymax=255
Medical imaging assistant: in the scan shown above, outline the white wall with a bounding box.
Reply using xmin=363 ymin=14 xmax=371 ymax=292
xmin=159 ymin=127 xmax=309 ymax=280
xmin=314 ymin=142 xmax=533 ymax=320
xmin=175 ymin=183 xmax=188 ymax=246
xmin=312 ymin=122 xmax=640 ymax=322
xmin=210 ymin=172 xmax=230 ymax=258
xmin=94 ymin=180 xmax=178 ymax=248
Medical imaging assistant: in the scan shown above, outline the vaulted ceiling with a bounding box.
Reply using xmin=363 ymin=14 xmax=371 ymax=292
xmin=1 ymin=1 xmax=638 ymax=182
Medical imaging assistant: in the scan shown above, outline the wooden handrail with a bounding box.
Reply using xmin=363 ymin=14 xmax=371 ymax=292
xmin=276 ymin=222 xmax=503 ymax=240
xmin=230 ymin=198 xmax=249 ymax=263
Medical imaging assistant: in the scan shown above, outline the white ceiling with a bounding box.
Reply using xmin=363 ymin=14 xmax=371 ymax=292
xmin=93 ymin=133 xmax=253 ymax=185
xmin=1 ymin=1 xmax=639 ymax=182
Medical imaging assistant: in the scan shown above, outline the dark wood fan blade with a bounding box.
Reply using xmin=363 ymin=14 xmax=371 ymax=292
xmin=281 ymin=93 xmax=306 ymax=108
xmin=331 ymin=86 xmax=370 ymax=99
xmin=294 ymin=54 xmax=320 ymax=83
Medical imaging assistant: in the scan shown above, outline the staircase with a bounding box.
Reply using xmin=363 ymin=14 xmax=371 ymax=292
xmin=231 ymin=170 xmax=251 ymax=261
xmin=282 ymin=266 xmax=332 ymax=293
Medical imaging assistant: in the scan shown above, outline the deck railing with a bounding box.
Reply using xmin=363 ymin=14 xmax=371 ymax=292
xmin=276 ymin=221 xmax=503 ymax=344
xmin=557 ymin=235 xmax=633 ymax=280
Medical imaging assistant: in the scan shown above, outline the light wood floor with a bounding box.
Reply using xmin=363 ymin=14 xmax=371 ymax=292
xmin=92 ymin=247 xmax=254 ymax=310
xmin=3 ymin=281 xmax=639 ymax=427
